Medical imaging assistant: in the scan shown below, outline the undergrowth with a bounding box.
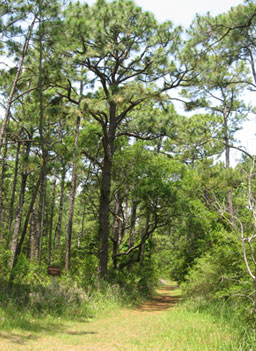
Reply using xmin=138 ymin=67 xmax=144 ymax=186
xmin=0 ymin=274 xmax=138 ymax=331
xmin=0 ymin=253 xmax=157 ymax=332
xmin=180 ymin=297 xmax=256 ymax=351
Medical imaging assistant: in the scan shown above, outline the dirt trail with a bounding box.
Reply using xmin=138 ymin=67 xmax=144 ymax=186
xmin=137 ymin=281 xmax=181 ymax=312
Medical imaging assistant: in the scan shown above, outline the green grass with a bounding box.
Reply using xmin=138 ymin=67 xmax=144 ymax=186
xmin=0 ymin=276 xmax=133 ymax=341
xmin=0 ymin=304 xmax=247 ymax=351
xmin=0 ymin=280 xmax=253 ymax=351
xmin=180 ymin=298 xmax=256 ymax=351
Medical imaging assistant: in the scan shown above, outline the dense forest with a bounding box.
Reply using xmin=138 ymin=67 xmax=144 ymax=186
xmin=1 ymin=0 xmax=256 ymax=334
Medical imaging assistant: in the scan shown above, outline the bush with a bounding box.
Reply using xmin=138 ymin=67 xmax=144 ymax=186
xmin=181 ymin=229 xmax=244 ymax=299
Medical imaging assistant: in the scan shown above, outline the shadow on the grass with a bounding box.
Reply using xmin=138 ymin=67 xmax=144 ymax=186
xmin=0 ymin=320 xmax=97 ymax=345
xmin=0 ymin=332 xmax=38 ymax=345
xmin=136 ymin=283 xmax=182 ymax=312
xmin=0 ymin=279 xmax=96 ymax=344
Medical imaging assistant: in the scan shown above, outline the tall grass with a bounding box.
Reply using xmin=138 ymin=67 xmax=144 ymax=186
xmin=0 ymin=276 xmax=133 ymax=331
xmin=180 ymin=297 xmax=256 ymax=351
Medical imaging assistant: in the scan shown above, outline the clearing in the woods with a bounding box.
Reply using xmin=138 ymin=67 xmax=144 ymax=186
xmin=0 ymin=282 xmax=242 ymax=351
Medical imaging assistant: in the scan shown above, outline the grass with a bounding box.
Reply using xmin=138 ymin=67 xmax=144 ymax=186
xmin=180 ymin=297 xmax=256 ymax=351
xmin=0 ymin=280 xmax=251 ymax=351
xmin=0 ymin=303 xmax=245 ymax=351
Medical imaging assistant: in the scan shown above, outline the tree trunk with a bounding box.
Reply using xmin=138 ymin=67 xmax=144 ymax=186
xmin=65 ymin=115 xmax=80 ymax=270
xmin=8 ymin=141 xmax=21 ymax=232
xmin=123 ymin=191 xmax=129 ymax=238
xmin=98 ymin=150 xmax=113 ymax=279
xmin=36 ymin=176 xmax=45 ymax=265
xmin=78 ymin=201 xmax=86 ymax=248
xmin=129 ymin=200 xmax=137 ymax=248
xmin=112 ymin=192 xmax=122 ymax=269
xmin=9 ymin=169 xmax=28 ymax=268
xmin=55 ymin=168 xmax=66 ymax=248
xmin=9 ymin=141 xmax=31 ymax=268
xmin=30 ymin=206 xmax=36 ymax=262
xmin=0 ymin=137 xmax=8 ymax=228
xmin=139 ymin=213 xmax=150 ymax=269
xmin=48 ymin=170 xmax=57 ymax=264
xmin=224 ymin=108 xmax=234 ymax=221
xmin=10 ymin=162 xmax=46 ymax=278
xmin=98 ymin=111 xmax=116 ymax=279
xmin=36 ymin=7 xmax=47 ymax=266
xmin=37 ymin=175 xmax=46 ymax=265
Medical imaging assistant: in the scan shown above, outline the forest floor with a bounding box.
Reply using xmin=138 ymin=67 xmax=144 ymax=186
xmin=0 ymin=281 xmax=242 ymax=351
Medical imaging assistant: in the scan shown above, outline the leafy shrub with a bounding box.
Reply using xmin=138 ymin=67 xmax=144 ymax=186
xmin=181 ymin=228 xmax=244 ymax=298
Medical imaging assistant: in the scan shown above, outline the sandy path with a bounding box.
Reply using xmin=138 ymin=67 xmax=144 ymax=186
xmin=137 ymin=282 xmax=181 ymax=312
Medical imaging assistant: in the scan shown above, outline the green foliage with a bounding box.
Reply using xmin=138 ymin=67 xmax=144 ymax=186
xmin=109 ymin=259 xmax=158 ymax=299
xmin=69 ymin=247 xmax=99 ymax=289
xmin=181 ymin=230 xmax=242 ymax=299
xmin=0 ymin=261 xmax=136 ymax=330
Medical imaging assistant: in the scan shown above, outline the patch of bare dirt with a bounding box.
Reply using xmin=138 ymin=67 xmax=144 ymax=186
xmin=136 ymin=283 xmax=181 ymax=312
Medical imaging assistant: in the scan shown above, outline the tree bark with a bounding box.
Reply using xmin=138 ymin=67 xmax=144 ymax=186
xmin=36 ymin=174 xmax=46 ymax=265
xmin=98 ymin=101 xmax=117 ymax=279
xmin=77 ymin=201 xmax=86 ymax=248
xmin=224 ymin=107 xmax=234 ymax=221
xmin=55 ymin=168 xmax=66 ymax=248
xmin=9 ymin=167 xmax=28 ymax=268
xmin=48 ymin=169 xmax=57 ymax=264
xmin=9 ymin=141 xmax=31 ymax=268
xmin=139 ymin=213 xmax=150 ymax=269
xmin=10 ymin=161 xmax=46 ymax=279
xmin=8 ymin=140 xmax=21 ymax=232
xmin=30 ymin=206 xmax=36 ymax=262
xmin=98 ymin=135 xmax=114 ymax=279
xmin=112 ymin=192 xmax=122 ymax=269
xmin=0 ymin=137 xmax=8 ymax=228
xmin=65 ymin=115 xmax=80 ymax=270
xmin=35 ymin=7 xmax=47 ymax=266
xmin=129 ymin=200 xmax=137 ymax=248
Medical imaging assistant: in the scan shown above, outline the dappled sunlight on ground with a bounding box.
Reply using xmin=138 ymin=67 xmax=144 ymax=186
xmin=136 ymin=283 xmax=181 ymax=312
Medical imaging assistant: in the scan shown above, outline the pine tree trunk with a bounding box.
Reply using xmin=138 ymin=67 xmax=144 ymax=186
xmin=129 ymin=200 xmax=137 ymax=248
xmin=98 ymin=154 xmax=112 ymax=279
xmin=37 ymin=175 xmax=46 ymax=265
xmin=123 ymin=191 xmax=129 ymax=238
xmin=77 ymin=202 xmax=86 ymax=248
xmin=10 ymin=162 xmax=46 ymax=277
xmin=0 ymin=137 xmax=8 ymax=228
xmin=9 ymin=168 xmax=28 ymax=268
xmin=139 ymin=213 xmax=150 ymax=269
xmin=224 ymin=109 xmax=234 ymax=221
xmin=8 ymin=141 xmax=31 ymax=268
xmin=36 ymin=8 xmax=47 ymax=266
xmin=55 ymin=169 xmax=66 ymax=248
xmin=30 ymin=206 xmax=36 ymax=262
xmin=8 ymin=141 xmax=21 ymax=232
xmin=112 ymin=192 xmax=122 ymax=269
xmin=65 ymin=116 xmax=80 ymax=270
xmin=98 ymin=120 xmax=115 ymax=279
xmin=48 ymin=170 xmax=57 ymax=264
